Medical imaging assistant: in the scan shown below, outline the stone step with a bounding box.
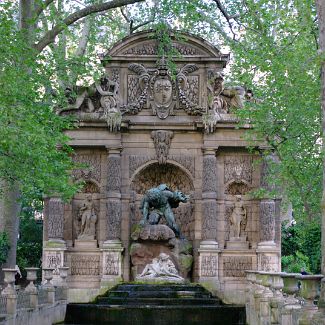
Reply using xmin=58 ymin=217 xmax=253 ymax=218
xmin=106 ymin=290 xmax=211 ymax=299
xmin=65 ymin=303 xmax=246 ymax=325
xmin=64 ymin=284 xmax=246 ymax=324
xmin=97 ymin=297 xmax=221 ymax=306
xmin=113 ymin=283 xmax=210 ymax=293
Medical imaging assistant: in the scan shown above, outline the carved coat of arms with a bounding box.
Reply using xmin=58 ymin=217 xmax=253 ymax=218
xmin=149 ymin=57 xmax=175 ymax=119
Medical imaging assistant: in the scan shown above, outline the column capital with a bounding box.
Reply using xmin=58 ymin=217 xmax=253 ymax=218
xmin=202 ymin=146 xmax=219 ymax=155
xmin=106 ymin=146 xmax=123 ymax=155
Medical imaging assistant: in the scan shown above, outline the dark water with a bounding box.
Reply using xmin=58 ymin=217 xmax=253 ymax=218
xmin=62 ymin=284 xmax=245 ymax=325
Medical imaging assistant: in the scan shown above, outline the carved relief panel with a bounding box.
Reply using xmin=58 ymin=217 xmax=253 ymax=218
xmin=44 ymin=251 xmax=63 ymax=275
xmin=70 ymin=254 xmax=101 ymax=276
xmin=259 ymin=200 xmax=276 ymax=242
xmin=72 ymin=154 xmax=101 ymax=185
xmin=201 ymin=255 xmax=218 ymax=277
xmin=224 ymin=156 xmax=253 ymax=195
xmin=47 ymin=197 xmax=64 ymax=240
xmin=103 ymin=253 xmax=120 ymax=276
xmin=223 ymin=256 xmax=253 ymax=277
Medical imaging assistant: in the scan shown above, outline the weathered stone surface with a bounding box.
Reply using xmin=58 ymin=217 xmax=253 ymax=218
xmin=131 ymin=224 xmax=175 ymax=241
xmin=42 ymin=31 xmax=280 ymax=305
xmin=130 ymin=237 xmax=193 ymax=280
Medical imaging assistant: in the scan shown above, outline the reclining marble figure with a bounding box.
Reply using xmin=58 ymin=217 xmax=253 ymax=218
xmin=139 ymin=184 xmax=189 ymax=237
xmin=137 ymin=253 xmax=183 ymax=280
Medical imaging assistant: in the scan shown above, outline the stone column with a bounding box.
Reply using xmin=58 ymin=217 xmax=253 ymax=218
xmin=101 ymin=147 xmax=124 ymax=288
xmin=198 ymin=147 xmax=220 ymax=291
xmin=43 ymin=196 xmax=66 ymax=285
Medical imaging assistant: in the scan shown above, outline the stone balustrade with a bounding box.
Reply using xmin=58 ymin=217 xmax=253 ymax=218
xmin=0 ymin=267 xmax=69 ymax=325
xmin=245 ymin=270 xmax=325 ymax=325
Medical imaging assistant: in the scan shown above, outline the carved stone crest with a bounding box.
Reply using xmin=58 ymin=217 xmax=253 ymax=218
xmin=123 ymin=59 xmax=201 ymax=118
xmin=151 ymin=130 xmax=174 ymax=164
xmin=149 ymin=57 xmax=175 ymax=119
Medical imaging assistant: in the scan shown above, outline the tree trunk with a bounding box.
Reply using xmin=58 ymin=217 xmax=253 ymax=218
xmin=315 ymin=0 xmax=325 ymax=275
xmin=0 ymin=183 xmax=21 ymax=281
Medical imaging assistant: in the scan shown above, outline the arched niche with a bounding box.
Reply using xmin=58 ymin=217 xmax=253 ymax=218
xmin=225 ymin=180 xmax=251 ymax=195
xmin=130 ymin=162 xmax=195 ymax=240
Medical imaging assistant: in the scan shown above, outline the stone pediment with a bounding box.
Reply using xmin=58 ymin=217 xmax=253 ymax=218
xmin=104 ymin=30 xmax=227 ymax=60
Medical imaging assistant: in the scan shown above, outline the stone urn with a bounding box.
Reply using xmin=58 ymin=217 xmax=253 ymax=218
xmin=58 ymin=267 xmax=69 ymax=282
xmin=281 ymin=273 xmax=300 ymax=303
xmin=296 ymin=274 xmax=323 ymax=305
xmin=2 ymin=268 xmax=17 ymax=296
xmin=295 ymin=274 xmax=323 ymax=325
xmin=25 ymin=267 xmax=39 ymax=293
xmin=43 ymin=267 xmax=54 ymax=288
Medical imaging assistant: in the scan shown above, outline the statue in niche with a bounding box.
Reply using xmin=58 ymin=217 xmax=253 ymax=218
xmin=139 ymin=184 xmax=189 ymax=238
xmin=136 ymin=253 xmax=184 ymax=281
xmin=229 ymin=196 xmax=247 ymax=238
xmin=77 ymin=195 xmax=97 ymax=240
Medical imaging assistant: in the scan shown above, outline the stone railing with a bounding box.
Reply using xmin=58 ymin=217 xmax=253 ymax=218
xmin=0 ymin=267 xmax=69 ymax=325
xmin=245 ymin=270 xmax=325 ymax=325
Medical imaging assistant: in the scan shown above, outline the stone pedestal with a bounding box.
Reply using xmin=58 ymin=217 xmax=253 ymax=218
xmin=130 ymin=225 xmax=193 ymax=280
xmin=43 ymin=243 xmax=66 ymax=286
xmin=226 ymin=236 xmax=249 ymax=249
xmin=74 ymin=239 xmax=97 ymax=249
xmin=198 ymin=240 xmax=220 ymax=292
xmin=257 ymin=241 xmax=280 ymax=272
xmin=100 ymin=240 xmax=124 ymax=289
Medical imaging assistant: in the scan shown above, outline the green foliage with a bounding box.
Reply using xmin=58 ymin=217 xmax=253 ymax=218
xmin=0 ymin=2 xmax=79 ymax=202
xmin=281 ymin=220 xmax=321 ymax=274
xmin=226 ymin=0 xmax=322 ymax=223
xmin=16 ymin=201 xmax=43 ymax=275
xmin=0 ymin=231 xmax=10 ymax=265
xmin=281 ymin=252 xmax=310 ymax=274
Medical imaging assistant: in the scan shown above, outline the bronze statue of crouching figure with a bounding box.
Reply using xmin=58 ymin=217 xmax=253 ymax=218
xmin=139 ymin=184 xmax=189 ymax=238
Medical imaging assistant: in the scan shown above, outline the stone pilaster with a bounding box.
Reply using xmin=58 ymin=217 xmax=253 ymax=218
xmin=43 ymin=196 xmax=66 ymax=285
xmin=198 ymin=241 xmax=220 ymax=293
xmin=106 ymin=147 xmax=122 ymax=241
xmin=199 ymin=148 xmax=219 ymax=290
xmin=100 ymin=240 xmax=124 ymax=289
xmin=46 ymin=196 xmax=65 ymax=244
xmin=259 ymin=199 xmax=276 ymax=244
xmin=257 ymin=199 xmax=280 ymax=272
xmin=201 ymin=148 xmax=218 ymax=242
xmin=102 ymin=147 xmax=124 ymax=288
